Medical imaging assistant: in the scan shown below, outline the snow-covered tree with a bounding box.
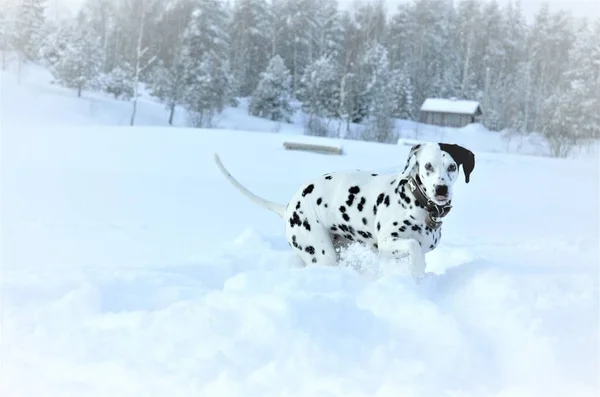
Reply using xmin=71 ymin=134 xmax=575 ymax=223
xmin=184 ymin=56 xmax=233 ymax=127
xmin=0 ymin=5 xmax=16 ymax=70
xmin=249 ymin=55 xmax=293 ymax=122
xmin=98 ymin=65 xmax=134 ymax=100
xmin=128 ymin=0 xmax=158 ymax=125
xmin=14 ymin=0 xmax=46 ymax=61
xmin=315 ymin=0 xmax=344 ymax=60
xmin=539 ymin=18 xmax=600 ymax=157
xmin=359 ymin=42 xmax=396 ymax=143
xmin=77 ymin=0 xmax=118 ymax=72
xmin=297 ymin=55 xmax=341 ymax=135
xmin=148 ymin=56 xmax=188 ymax=125
xmin=389 ymin=66 xmax=413 ymax=120
xmin=178 ymin=0 xmax=233 ymax=127
xmin=49 ymin=24 xmax=103 ymax=97
xmin=230 ymin=0 xmax=271 ymax=96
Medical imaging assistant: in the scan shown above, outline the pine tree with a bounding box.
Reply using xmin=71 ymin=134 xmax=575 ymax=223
xmin=98 ymin=65 xmax=134 ymax=100
xmin=14 ymin=0 xmax=46 ymax=61
xmin=389 ymin=66 xmax=414 ymax=120
xmin=77 ymin=0 xmax=119 ymax=72
xmin=297 ymin=55 xmax=341 ymax=135
xmin=184 ymin=56 xmax=233 ymax=127
xmin=230 ymin=0 xmax=272 ymax=96
xmin=249 ymin=55 xmax=294 ymax=122
xmin=359 ymin=42 xmax=396 ymax=143
xmin=315 ymin=0 xmax=343 ymax=60
xmin=179 ymin=0 xmax=233 ymax=127
xmin=0 ymin=4 xmax=16 ymax=70
xmin=148 ymin=54 xmax=188 ymax=125
xmin=49 ymin=23 xmax=103 ymax=97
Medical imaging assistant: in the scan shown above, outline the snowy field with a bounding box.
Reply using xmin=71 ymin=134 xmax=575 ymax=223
xmin=1 ymin=64 xmax=599 ymax=397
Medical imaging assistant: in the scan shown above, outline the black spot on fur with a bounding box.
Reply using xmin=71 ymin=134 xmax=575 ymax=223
xmin=358 ymin=230 xmax=373 ymax=239
xmin=339 ymin=224 xmax=355 ymax=235
xmin=349 ymin=186 xmax=361 ymax=194
xmin=312 ymin=258 xmax=317 ymax=263
xmin=339 ymin=206 xmax=346 ymax=213
xmin=373 ymin=205 xmax=378 ymax=215
xmin=302 ymin=219 xmax=311 ymax=231
xmin=430 ymin=244 xmax=435 ymax=249
xmin=289 ymin=212 xmax=301 ymax=227
xmin=377 ymin=222 xmax=381 ymax=231
xmin=324 ymin=204 xmax=328 ymax=208
xmin=302 ymin=184 xmax=315 ymax=196
xmin=346 ymin=195 xmax=355 ymax=206
xmin=390 ymin=179 xmax=396 ymax=185
xmin=325 ymin=175 xmax=333 ymax=180
xmin=384 ymin=195 xmax=390 ymax=207
xmin=362 ymin=217 xmax=368 ymax=225
xmin=322 ymin=250 xmax=325 ymax=255
xmin=400 ymin=192 xmax=411 ymax=204
xmin=357 ymin=197 xmax=366 ymax=211
xmin=393 ymin=222 xmax=398 ymax=226
xmin=371 ymin=173 xmax=378 ymax=177
xmin=376 ymin=193 xmax=385 ymax=206
xmin=295 ymin=201 xmax=301 ymax=210
xmin=373 ymin=243 xmax=378 ymax=249
xmin=391 ymin=232 xmax=399 ymax=237
xmin=342 ymin=213 xmax=350 ymax=222
xmin=403 ymin=220 xmax=411 ymax=226
xmin=399 ymin=226 xmax=406 ymax=232
xmin=411 ymin=225 xmax=421 ymax=232
xmin=292 ymin=235 xmax=301 ymax=249
xmin=305 ymin=246 xmax=315 ymax=255
xmin=317 ymin=197 xmax=322 ymax=205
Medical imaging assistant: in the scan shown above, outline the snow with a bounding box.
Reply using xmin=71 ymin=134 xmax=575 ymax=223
xmin=420 ymin=98 xmax=482 ymax=115
xmin=2 ymin=62 xmax=599 ymax=397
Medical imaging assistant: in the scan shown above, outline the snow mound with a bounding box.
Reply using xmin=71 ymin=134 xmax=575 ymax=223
xmin=3 ymin=229 xmax=597 ymax=397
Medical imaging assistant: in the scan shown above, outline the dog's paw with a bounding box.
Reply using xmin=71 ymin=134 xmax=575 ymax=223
xmin=409 ymin=255 xmax=426 ymax=284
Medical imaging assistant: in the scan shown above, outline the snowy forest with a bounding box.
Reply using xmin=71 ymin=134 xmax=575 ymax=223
xmin=1 ymin=0 xmax=599 ymax=151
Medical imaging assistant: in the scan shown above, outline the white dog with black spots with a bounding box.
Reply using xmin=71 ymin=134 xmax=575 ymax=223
xmin=214 ymin=142 xmax=475 ymax=282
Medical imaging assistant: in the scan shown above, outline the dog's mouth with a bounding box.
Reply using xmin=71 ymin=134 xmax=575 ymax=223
xmin=434 ymin=195 xmax=449 ymax=203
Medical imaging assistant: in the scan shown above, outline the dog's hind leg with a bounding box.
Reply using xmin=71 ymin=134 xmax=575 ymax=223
xmin=286 ymin=223 xmax=338 ymax=267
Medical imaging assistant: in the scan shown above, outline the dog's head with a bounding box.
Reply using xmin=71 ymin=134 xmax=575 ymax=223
xmin=402 ymin=142 xmax=475 ymax=205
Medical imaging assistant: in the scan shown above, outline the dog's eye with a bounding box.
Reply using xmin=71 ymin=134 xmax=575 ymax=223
xmin=425 ymin=163 xmax=433 ymax=172
xmin=448 ymin=164 xmax=457 ymax=172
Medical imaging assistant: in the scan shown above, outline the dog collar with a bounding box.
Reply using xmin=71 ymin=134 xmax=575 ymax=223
xmin=407 ymin=177 xmax=452 ymax=229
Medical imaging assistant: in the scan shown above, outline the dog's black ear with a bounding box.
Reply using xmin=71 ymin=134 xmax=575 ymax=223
xmin=439 ymin=143 xmax=475 ymax=183
xmin=402 ymin=144 xmax=421 ymax=174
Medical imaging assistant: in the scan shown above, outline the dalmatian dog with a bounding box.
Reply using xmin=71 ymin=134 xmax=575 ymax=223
xmin=213 ymin=142 xmax=475 ymax=281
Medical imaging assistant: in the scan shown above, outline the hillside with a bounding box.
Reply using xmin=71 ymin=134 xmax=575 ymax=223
xmin=4 ymin=60 xmax=592 ymax=159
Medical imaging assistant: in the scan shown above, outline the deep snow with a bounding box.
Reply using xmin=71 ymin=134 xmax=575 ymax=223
xmin=1 ymin=63 xmax=599 ymax=397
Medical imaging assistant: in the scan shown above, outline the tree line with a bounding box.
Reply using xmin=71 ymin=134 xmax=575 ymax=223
xmin=1 ymin=0 xmax=598 ymax=155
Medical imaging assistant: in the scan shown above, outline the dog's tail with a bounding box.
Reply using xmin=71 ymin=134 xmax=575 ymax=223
xmin=213 ymin=153 xmax=286 ymax=218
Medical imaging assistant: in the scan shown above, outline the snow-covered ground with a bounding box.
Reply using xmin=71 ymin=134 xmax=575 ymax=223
xmin=1 ymin=63 xmax=599 ymax=397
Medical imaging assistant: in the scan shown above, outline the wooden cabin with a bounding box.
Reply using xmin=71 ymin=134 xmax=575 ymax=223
xmin=419 ymin=98 xmax=483 ymax=128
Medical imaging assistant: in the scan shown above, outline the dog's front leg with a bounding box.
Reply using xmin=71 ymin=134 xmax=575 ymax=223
xmin=377 ymin=235 xmax=426 ymax=282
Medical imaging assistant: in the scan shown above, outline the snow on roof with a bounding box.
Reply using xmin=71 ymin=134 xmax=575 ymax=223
xmin=420 ymin=98 xmax=482 ymax=115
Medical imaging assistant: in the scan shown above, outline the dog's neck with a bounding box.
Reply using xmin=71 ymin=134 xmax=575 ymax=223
xmin=405 ymin=174 xmax=452 ymax=229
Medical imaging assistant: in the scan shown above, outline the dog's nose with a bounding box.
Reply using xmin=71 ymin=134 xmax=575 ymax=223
xmin=435 ymin=185 xmax=448 ymax=196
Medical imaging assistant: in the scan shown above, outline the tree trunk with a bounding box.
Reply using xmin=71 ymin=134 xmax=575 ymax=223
xmin=17 ymin=53 xmax=23 ymax=85
xmin=130 ymin=0 xmax=146 ymax=127
xmin=130 ymin=98 xmax=138 ymax=126
xmin=168 ymin=102 xmax=176 ymax=125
